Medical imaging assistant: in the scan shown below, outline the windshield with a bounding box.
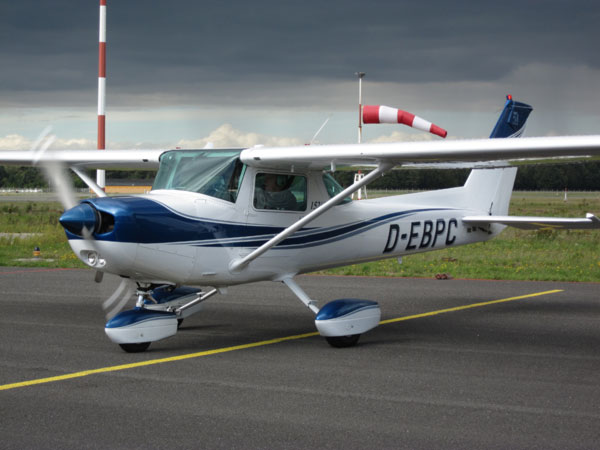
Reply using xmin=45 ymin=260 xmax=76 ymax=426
xmin=153 ymin=149 xmax=245 ymax=202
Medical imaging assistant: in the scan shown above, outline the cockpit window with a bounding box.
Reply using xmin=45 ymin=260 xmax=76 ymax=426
xmin=254 ymin=173 xmax=307 ymax=211
xmin=323 ymin=173 xmax=352 ymax=204
xmin=153 ymin=149 xmax=245 ymax=202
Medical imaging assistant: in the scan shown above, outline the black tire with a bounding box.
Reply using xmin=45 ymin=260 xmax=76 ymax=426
xmin=325 ymin=334 xmax=360 ymax=348
xmin=177 ymin=319 xmax=184 ymax=329
xmin=119 ymin=342 xmax=151 ymax=353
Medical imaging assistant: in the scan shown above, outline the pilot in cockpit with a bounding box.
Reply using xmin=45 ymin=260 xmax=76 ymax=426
xmin=254 ymin=173 xmax=298 ymax=211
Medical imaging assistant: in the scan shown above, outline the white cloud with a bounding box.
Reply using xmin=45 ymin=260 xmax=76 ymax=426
xmin=0 ymin=134 xmax=32 ymax=150
xmin=175 ymin=123 xmax=303 ymax=149
xmin=54 ymin=137 xmax=96 ymax=149
xmin=0 ymin=134 xmax=96 ymax=150
xmin=0 ymin=124 xmax=304 ymax=151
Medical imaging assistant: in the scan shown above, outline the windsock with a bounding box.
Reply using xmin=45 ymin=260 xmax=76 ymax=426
xmin=362 ymin=105 xmax=447 ymax=138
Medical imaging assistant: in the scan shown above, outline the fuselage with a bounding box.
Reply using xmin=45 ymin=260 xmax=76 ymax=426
xmin=62 ymin=150 xmax=503 ymax=286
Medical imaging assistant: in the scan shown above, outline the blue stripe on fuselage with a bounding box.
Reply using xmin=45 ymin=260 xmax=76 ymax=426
xmin=65 ymin=196 xmax=452 ymax=249
xmin=65 ymin=196 xmax=282 ymax=244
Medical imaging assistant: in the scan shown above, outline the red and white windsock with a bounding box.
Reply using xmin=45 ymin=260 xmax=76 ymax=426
xmin=97 ymin=0 xmax=107 ymax=189
xmin=362 ymin=105 xmax=447 ymax=138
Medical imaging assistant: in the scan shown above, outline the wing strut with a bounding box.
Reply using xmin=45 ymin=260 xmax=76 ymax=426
xmin=71 ymin=167 xmax=108 ymax=198
xmin=229 ymin=162 xmax=393 ymax=272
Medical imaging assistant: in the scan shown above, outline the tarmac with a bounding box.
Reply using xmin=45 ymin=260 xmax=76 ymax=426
xmin=0 ymin=267 xmax=598 ymax=449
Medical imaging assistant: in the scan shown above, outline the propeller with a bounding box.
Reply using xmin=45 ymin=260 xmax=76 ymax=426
xmin=30 ymin=127 xmax=77 ymax=210
xmin=102 ymin=278 xmax=137 ymax=320
xmin=31 ymin=128 xmax=134 ymax=319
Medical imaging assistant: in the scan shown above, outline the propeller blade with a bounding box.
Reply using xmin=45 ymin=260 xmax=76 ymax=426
xmin=103 ymin=279 xmax=136 ymax=320
xmin=42 ymin=161 xmax=78 ymax=211
xmin=31 ymin=126 xmax=54 ymax=164
xmin=29 ymin=127 xmax=78 ymax=210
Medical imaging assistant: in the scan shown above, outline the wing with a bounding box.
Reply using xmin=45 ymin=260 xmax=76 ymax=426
xmin=462 ymin=213 xmax=600 ymax=230
xmin=0 ymin=149 xmax=166 ymax=170
xmin=3 ymin=135 xmax=600 ymax=171
xmin=239 ymin=135 xmax=600 ymax=171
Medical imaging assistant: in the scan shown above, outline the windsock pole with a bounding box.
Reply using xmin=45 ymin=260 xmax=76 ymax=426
xmin=356 ymin=72 xmax=365 ymax=144
xmin=97 ymin=0 xmax=106 ymax=190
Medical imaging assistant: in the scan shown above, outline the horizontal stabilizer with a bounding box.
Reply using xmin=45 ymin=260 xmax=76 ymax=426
xmin=462 ymin=213 xmax=600 ymax=230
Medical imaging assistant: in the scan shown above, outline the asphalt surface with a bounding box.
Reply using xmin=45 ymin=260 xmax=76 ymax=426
xmin=0 ymin=268 xmax=598 ymax=449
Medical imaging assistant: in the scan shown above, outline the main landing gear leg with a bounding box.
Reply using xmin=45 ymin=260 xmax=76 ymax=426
xmin=282 ymin=278 xmax=380 ymax=348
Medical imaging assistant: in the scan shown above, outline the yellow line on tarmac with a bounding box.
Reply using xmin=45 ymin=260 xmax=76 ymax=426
xmin=0 ymin=289 xmax=563 ymax=392
xmin=380 ymin=289 xmax=564 ymax=325
xmin=0 ymin=331 xmax=319 ymax=391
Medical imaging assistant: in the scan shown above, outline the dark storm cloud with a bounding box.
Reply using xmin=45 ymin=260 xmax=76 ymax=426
xmin=1 ymin=0 xmax=599 ymax=107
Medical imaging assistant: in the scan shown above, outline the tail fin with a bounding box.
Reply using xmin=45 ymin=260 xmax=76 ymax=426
xmin=489 ymin=95 xmax=533 ymax=138
xmin=464 ymin=96 xmax=532 ymax=215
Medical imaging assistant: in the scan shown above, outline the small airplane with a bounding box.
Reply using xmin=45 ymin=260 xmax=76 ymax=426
xmin=1 ymin=96 xmax=600 ymax=352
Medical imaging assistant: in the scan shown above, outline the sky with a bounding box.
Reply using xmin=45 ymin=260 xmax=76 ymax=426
xmin=1 ymin=0 xmax=599 ymax=150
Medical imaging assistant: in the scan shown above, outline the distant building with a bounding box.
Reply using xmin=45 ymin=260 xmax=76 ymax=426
xmin=104 ymin=179 xmax=153 ymax=194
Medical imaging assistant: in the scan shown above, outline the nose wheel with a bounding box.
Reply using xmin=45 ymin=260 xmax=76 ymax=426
xmin=325 ymin=334 xmax=360 ymax=348
xmin=119 ymin=342 xmax=151 ymax=353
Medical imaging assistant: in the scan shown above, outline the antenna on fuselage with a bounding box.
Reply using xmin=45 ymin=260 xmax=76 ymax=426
xmin=309 ymin=115 xmax=332 ymax=145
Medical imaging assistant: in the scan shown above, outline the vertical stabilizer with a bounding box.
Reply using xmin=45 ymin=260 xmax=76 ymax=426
xmin=463 ymin=96 xmax=533 ymax=215
xmin=489 ymin=95 xmax=533 ymax=138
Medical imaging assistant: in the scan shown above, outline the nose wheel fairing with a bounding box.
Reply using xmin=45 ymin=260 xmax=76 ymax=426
xmin=105 ymin=308 xmax=178 ymax=345
xmin=104 ymin=285 xmax=217 ymax=352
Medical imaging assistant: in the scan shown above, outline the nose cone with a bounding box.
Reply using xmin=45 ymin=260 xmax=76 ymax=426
xmin=59 ymin=203 xmax=98 ymax=236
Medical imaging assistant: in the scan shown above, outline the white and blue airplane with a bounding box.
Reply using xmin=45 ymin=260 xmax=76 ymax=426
xmin=1 ymin=97 xmax=600 ymax=352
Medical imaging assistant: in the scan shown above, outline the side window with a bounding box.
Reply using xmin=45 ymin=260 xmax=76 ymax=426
xmin=254 ymin=173 xmax=307 ymax=211
xmin=323 ymin=173 xmax=352 ymax=204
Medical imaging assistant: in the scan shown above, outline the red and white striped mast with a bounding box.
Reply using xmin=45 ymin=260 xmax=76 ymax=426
xmin=97 ymin=0 xmax=107 ymax=190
